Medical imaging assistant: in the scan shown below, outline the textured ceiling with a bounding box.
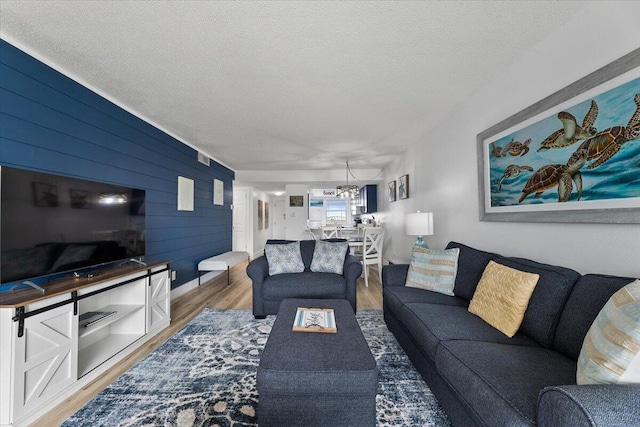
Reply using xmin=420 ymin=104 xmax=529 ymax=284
xmin=1 ymin=1 xmax=589 ymax=178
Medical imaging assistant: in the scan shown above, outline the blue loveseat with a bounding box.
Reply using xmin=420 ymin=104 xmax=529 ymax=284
xmin=247 ymin=239 xmax=363 ymax=318
xmin=383 ymin=241 xmax=640 ymax=427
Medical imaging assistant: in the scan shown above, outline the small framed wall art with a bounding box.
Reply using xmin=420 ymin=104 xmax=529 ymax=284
xmin=289 ymin=195 xmax=304 ymax=207
xmin=177 ymin=176 xmax=194 ymax=211
xmin=388 ymin=180 xmax=396 ymax=202
xmin=213 ymin=179 xmax=224 ymax=205
xmin=398 ymin=175 xmax=409 ymax=199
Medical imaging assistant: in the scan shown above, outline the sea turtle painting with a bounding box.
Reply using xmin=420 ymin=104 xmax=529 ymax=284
xmin=537 ymin=100 xmax=599 ymax=152
xmin=496 ymin=138 xmax=531 ymax=157
xmin=571 ymin=94 xmax=640 ymax=170
xmin=498 ymin=164 xmax=534 ymax=192
xmin=518 ymin=149 xmax=588 ymax=203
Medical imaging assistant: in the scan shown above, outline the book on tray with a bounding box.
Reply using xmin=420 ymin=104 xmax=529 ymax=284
xmin=293 ymin=307 xmax=337 ymax=333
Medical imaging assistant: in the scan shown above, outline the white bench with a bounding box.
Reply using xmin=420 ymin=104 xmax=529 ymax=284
xmin=198 ymin=251 xmax=249 ymax=286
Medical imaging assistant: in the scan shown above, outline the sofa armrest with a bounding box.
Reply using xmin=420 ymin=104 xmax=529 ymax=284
xmin=537 ymin=384 xmax=640 ymax=427
xmin=247 ymin=255 xmax=269 ymax=282
xmin=382 ymin=264 xmax=409 ymax=287
xmin=247 ymin=256 xmax=270 ymax=317
xmin=343 ymin=254 xmax=363 ymax=312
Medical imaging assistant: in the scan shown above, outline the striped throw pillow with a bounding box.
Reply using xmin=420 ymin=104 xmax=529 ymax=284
xmin=405 ymin=246 xmax=459 ymax=296
xmin=577 ymin=279 xmax=640 ymax=384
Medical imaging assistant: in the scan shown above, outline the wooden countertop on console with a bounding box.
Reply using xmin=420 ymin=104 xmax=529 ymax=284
xmin=0 ymin=261 xmax=170 ymax=308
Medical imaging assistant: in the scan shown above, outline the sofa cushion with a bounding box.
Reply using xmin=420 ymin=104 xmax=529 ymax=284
xmin=310 ymin=241 xmax=348 ymax=274
xmin=436 ymin=340 xmax=577 ymax=426
xmin=468 ymin=261 xmax=540 ymax=338
xmin=265 ymin=242 xmax=305 ymax=275
xmin=401 ymin=303 xmax=538 ymax=360
xmin=445 ymin=241 xmax=499 ymax=301
xmin=496 ymin=256 xmax=580 ymax=348
xmin=577 ymin=279 xmax=640 ymax=385
xmin=554 ymin=274 xmax=636 ymax=361
xmin=383 ymin=287 xmax=467 ymax=315
xmin=262 ymin=272 xmax=346 ymax=301
xmin=405 ymin=246 xmax=459 ymax=296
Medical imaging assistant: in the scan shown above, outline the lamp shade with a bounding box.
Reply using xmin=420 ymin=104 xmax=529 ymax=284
xmin=405 ymin=212 xmax=434 ymax=236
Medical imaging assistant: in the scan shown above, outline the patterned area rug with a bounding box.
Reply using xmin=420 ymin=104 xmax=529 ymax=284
xmin=63 ymin=309 xmax=450 ymax=426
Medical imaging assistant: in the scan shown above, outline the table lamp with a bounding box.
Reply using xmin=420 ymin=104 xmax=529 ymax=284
xmin=405 ymin=211 xmax=433 ymax=248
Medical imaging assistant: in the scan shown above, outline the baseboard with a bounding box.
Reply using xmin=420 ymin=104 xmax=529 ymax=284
xmin=170 ymin=271 xmax=224 ymax=300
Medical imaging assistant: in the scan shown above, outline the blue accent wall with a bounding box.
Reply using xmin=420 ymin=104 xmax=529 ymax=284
xmin=0 ymin=39 xmax=234 ymax=290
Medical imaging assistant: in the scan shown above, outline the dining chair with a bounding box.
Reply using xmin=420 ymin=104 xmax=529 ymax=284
xmin=306 ymin=226 xmax=318 ymax=240
xmin=306 ymin=220 xmax=322 ymax=240
xmin=361 ymin=226 xmax=385 ymax=287
xmin=321 ymin=226 xmax=339 ymax=239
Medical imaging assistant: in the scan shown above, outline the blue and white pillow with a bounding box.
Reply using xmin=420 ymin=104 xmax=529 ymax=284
xmin=265 ymin=242 xmax=305 ymax=276
xmin=310 ymin=241 xmax=349 ymax=274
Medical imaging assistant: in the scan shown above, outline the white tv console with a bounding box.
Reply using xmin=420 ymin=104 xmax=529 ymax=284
xmin=0 ymin=261 xmax=171 ymax=427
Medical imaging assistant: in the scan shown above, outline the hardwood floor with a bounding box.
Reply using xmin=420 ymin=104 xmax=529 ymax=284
xmin=32 ymin=262 xmax=383 ymax=426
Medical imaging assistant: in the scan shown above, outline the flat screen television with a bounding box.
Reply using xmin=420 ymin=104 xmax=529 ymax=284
xmin=0 ymin=166 xmax=146 ymax=286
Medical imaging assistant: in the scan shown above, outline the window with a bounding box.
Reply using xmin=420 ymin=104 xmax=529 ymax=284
xmin=325 ymin=199 xmax=348 ymax=222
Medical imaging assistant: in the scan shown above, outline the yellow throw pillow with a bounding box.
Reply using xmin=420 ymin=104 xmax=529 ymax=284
xmin=468 ymin=260 xmax=540 ymax=337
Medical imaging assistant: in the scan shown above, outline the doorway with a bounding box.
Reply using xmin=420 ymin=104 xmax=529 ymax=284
xmin=271 ymin=197 xmax=286 ymax=239
xmin=232 ymin=187 xmax=250 ymax=253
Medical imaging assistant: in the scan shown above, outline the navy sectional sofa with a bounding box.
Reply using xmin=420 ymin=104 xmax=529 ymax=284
xmin=382 ymin=241 xmax=640 ymax=427
xmin=247 ymin=239 xmax=363 ymax=318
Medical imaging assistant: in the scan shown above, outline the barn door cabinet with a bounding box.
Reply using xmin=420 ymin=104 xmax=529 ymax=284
xmin=0 ymin=262 xmax=170 ymax=427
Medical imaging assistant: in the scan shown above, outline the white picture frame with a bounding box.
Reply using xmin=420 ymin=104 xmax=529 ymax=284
xmin=177 ymin=176 xmax=194 ymax=211
xmin=213 ymin=179 xmax=224 ymax=206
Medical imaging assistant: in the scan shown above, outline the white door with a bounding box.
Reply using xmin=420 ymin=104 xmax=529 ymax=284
xmin=272 ymin=197 xmax=286 ymax=239
xmin=232 ymin=187 xmax=248 ymax=252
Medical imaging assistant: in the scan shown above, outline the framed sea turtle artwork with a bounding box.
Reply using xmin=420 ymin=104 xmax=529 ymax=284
xmin=478 ymin=48 xmax=640 ymax=223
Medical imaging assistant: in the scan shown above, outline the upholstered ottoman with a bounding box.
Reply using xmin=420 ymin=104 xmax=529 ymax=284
xmin=257 ymin=298 xmax=378 ymax=427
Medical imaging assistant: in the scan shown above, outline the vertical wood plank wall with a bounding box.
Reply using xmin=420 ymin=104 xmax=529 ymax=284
xmin=0 ymin=40 xmax=233 ymax=290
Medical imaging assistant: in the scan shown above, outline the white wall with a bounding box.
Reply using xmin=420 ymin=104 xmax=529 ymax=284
xmin=252 ymin=189 xmax=273 ymax=258
xmin=381 ymin=2 xmax=640 ymax=278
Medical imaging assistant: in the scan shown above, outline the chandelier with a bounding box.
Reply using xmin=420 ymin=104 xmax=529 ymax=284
xmin=336 ymin=160 xmax=360 ymax=200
